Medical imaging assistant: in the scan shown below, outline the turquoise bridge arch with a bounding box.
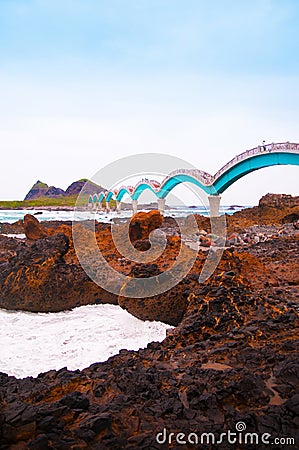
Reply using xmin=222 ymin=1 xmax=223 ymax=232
xmin=213 ymin=150 xmax=299 ymax=194
xmin=89 ymin=142 xmax=299 ymax=216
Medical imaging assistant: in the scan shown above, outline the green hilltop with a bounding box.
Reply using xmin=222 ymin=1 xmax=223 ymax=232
xmin=0 ymin=179 xmax=108 ymax=209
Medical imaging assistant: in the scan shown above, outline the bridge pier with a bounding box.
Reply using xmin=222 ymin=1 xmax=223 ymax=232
xmin=208 ymin=195 xmax=221 ymax=217
xmin=116 ymin=201 xmax=122 ymax=214
xmin=157 ymin=198 xmax=166 ymax=215
xmin=132 ymin=199 xmax=138 ymax=215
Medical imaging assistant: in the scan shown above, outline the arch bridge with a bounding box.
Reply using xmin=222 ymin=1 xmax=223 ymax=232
xmin=88 ymin=142 xmax=299 ymax=216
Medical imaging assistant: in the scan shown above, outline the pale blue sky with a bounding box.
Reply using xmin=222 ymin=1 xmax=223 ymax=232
xmin=0 ymin=0 xmax=298 ymax=203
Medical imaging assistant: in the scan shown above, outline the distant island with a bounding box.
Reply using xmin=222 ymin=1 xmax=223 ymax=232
xmin=0 ymin=179 xmax=105 ymax=209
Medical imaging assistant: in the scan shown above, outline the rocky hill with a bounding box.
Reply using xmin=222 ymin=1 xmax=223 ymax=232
xmin=24 ymin=179 xmax=104 ymax=200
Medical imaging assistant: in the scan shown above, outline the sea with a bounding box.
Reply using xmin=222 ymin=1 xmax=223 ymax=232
xmin=0 ymin=205 xmax=247 ymax=379
xmin=0 ymin=305 xmax=171 ymax=378
xmin=0 ymin=204 xmax=246 ymax=224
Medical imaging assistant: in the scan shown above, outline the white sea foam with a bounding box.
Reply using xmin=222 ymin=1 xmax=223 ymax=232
xmin=0 ymin=205 xmax=245 ymax=224
xmin=0 ymin=304 xmax=172 ymax=379
xmin=0 ymin=233 xmax=26 ymax=239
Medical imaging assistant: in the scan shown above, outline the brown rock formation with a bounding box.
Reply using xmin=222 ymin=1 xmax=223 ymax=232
xmin=181 ymin=194 xmax=299 ymax=235
xmin=0 ymin=234 xmax=25 ymax=264
xmin=129 ymin=210 xmax=163 ymax=243
xmin=0 ymin=241 xmax=298 ymax=449
xmin=118 ymin=244 xmax=278 ymax=324
xmin=0 ymin=209 xmax=281 ymax=318
xmin=118 ymin=262 xmax=199 ymax=326
xmin=0 ymin=219 xmax=24 ymax=235
xmin=259 ymin=192 xmax=299 ymax=208
xmin=225 ymin=200 xmax=299 ymax=233
xmin=23 ymin=214 xmax=49 ymax=240
xmin=0 ymin=232 xmax=117 ymax=312
xmin=0 ymin=200 xmax=298 ymax=448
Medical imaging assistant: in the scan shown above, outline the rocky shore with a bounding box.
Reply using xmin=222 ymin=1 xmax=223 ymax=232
xmin=0 ymin=194 xmax=298 ymax=449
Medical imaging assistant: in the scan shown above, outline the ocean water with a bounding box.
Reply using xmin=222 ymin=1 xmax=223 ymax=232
xmin=0 ymin=205 xmax=246 ymax=224
xmin=0 ymin=304 xmax=172 ymax=379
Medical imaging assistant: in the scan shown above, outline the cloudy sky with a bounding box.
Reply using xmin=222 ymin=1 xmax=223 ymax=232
xmin=0 ymin=0 xmax=298 ymax=204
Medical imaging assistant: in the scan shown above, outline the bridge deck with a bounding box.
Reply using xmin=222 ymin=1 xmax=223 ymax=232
xmin=88 ymin=142 xmax=299 ymax=203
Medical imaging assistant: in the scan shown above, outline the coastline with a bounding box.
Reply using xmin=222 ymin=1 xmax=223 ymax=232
xmin=0 ymin=197 xmax=298 ymax=448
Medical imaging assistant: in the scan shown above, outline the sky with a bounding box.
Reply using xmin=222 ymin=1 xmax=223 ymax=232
xmin=0 ymin=0 xmax=299 ymax=205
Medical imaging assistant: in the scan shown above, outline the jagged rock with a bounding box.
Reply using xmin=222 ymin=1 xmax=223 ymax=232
xmin=0 ymin=242 xmax=298 ymax=448
xmin=0 ymin=219 xmax=24 ymax=235
xmin=0 ymin=235 xmax=25 ymax=264
xmin=0 ymin=232 xmax=117 ymax=312
xmin=0 ymin=199 xmax=299 ymax=448
xmin=23 ymin=214 xmax=49 ymax=240
xmin=259 ymin=193 xmax=299 ymax=208
xmin=118 ymin=246 xmax=201 ymax=326
xmin=282 ymin=212 xmax=299 ymax=223
xmin=199 ymin=234 xmax=212 ymax=247
xmin=129 ymin=210 xmax=163 ymax=243
xmin=133 ymin=239 xmax=151 ymax=251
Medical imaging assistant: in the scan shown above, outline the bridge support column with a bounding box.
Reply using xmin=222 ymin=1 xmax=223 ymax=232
xmin=132 ymin=199 xmax=138 ymax=215
xmin=157 ymin=198 xmax=166 ymax=215
xmin=116 ymin=201 xmax=122 ymax=214
xmin=208 ymin=195 xmax=221 ymax=217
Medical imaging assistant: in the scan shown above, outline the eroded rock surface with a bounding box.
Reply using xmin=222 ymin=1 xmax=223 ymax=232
xmin=0 ymin=245 xmax=298 ymax=449
xmin=0 ymin=232 xmax=117 ymax=312
xmin=0 ymin=196 xmax=298 ymax=448
xmin=259 ymin=192 xmax=299 ymax=208
xmin=23 ymin=214 xmax=49 ymax=240
xmin=129 ymin=210 xmax=164 ymax=243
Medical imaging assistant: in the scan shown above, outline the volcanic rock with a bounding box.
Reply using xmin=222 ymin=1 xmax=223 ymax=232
xmin=23 ymin=214 xmax=49 ymax=240
xmin=0 ymin=243 xmax=298 ymax=449
xmin=0 ymin=232 xmax=117 ymax=312
xmin=199 ymin=234 xmax=211 ymax=247
xmin=0 ymin=219 xmax=24 ymax=235
xmin=282 ymin=212 xmax=299 ymax=223
xmin=129 ymin=210 xmax=164 ymax=243
xmin=118 ymin=261 xmax=199 ymax=325
xmin=0 ymin=196 xmax=298 ymax=448
xmin=259 ymin=193 xmax=299 ymax=208
xmin=133 ymin=239 xmax=151 ymax=251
